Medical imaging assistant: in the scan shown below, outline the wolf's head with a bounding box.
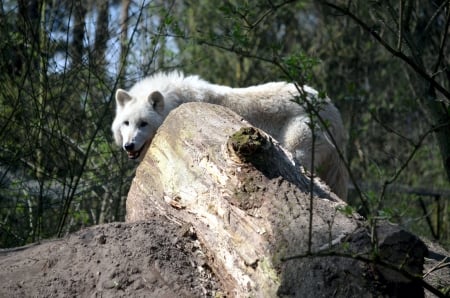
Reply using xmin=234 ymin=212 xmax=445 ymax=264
xmin=111 ymin=89 xmax=165 ymax=160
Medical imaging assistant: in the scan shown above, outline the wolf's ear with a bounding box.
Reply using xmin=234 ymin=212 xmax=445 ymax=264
xmin=116 ymin=89 xmax=132 ymax=108
xmin=148 ymin=91 xmax=164 ymax=114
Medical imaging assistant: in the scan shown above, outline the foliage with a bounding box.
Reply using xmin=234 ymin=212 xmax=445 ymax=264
xmin=0 ymin=0 xmax=449 ymax=256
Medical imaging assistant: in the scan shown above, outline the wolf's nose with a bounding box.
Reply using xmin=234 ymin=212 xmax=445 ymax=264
xmin=124 ymin=142 xmax=135 ymax=151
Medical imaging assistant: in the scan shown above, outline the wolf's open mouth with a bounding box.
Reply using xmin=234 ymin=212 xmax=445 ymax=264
xmin=126 ymin=141 xmax=148 ymax=160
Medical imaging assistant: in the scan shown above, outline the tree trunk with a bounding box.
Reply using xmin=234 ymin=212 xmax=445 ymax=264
xmin=126 ymin=102 xmax=429 ymax=297
xmin=71 ymin=1 xmax=86 ymax=68
xmin=118 ymin=0 xmax=130 ymax=84
xmin=93 ymin=0 xmax=109 ymax=70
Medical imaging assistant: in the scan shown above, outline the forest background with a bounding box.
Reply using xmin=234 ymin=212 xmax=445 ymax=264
xmin=1 ymin=0 xmax=449 ymax=250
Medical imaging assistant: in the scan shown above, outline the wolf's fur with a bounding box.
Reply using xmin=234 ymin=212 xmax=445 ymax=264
xmin=112 ymin=71 xmax=348 ymax=199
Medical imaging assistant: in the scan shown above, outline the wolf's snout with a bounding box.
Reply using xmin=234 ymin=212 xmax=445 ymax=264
xmin=124 ymin=142 xmax=135 ymax=151
xmin=124 ymin=141 xmax=145 ymax=160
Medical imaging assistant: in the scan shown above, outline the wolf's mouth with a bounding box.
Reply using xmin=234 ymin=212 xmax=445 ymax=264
xmin=126 ymin=141 xmax=148 ymax=160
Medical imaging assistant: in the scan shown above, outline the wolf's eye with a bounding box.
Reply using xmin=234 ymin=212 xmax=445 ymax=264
xmin=123 ymin=121 xmax=129 ymax=126
xmin=140 ymin=121 xmax=148 ymax=128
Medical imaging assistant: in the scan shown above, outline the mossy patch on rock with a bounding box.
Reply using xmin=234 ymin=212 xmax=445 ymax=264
xmin=228 ymin=127 xmax=267 ymax=159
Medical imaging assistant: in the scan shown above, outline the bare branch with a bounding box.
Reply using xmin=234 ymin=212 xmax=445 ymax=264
xmin=319 ymin=1 xmax=450 ymax=101
xmin=432 ymin=1 xmax=450 ymax=78
xmin=397 ymin=0 xmax=404 ymax=50
xmin=380 ymin=121 xmax=450 ymax=203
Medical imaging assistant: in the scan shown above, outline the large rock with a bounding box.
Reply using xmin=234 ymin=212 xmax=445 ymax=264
xmin=126 ymin=102 xmax=432 ymax=297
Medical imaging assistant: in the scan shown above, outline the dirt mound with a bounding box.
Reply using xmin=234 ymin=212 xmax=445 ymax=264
xmin=0 ymin=217 xmax=223 ymax=297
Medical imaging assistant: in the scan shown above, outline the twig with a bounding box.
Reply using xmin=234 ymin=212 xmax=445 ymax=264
xmin=431 ymin=1 xmax=450 ymax=78
xmin=319 ymin=1 xmax=450 ymax=101
xmin=423 ymin=256 xmax=449 ymax=278
xmin=397 ymin=0 xmax=404 ymax=50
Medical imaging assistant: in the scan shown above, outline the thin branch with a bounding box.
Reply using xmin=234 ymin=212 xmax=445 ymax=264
xmin=227 ymin=0 xmax=296 ymax=30
xmin=379 ymin=121 xmax=450 ymax=203
xmin=370 ymin=110 xmax=416 ymax=146
xmin=319 ymin=1 xmax=450 ymax=101
xmin=423 ymin=0 xmax=449 ymax=36
xmin=397 ymin=0 xmax=404 ymax=50
xmin=56 ymin=0 xmax=147 ymax=237
xmin=248 ymin=0 xmax=297 ymax=29
xmin=431 ymin=1 xmax=450 ymax=78
xmin=423 ymin=256 xmax=450 ymax=278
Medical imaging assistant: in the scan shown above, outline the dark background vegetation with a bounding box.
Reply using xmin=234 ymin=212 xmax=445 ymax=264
xmin=1 ymin=0 xmax=449 ymax=252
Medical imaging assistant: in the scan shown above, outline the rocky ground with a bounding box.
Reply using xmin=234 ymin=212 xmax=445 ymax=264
xmin=0 ymin=217 xmax=224 ymax=298
xmin=1 ymin=218 xmax=449 ymax=297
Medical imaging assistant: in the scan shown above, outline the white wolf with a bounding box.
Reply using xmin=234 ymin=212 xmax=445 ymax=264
xmin=112 ymin=71 xmax=348 ymax=199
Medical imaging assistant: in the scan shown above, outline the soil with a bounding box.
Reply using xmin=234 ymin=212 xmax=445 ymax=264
xmin=1 ymin=218 xmax=449 ymax=298
xmin=0 ymin=217 xmax=224 ymax=298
